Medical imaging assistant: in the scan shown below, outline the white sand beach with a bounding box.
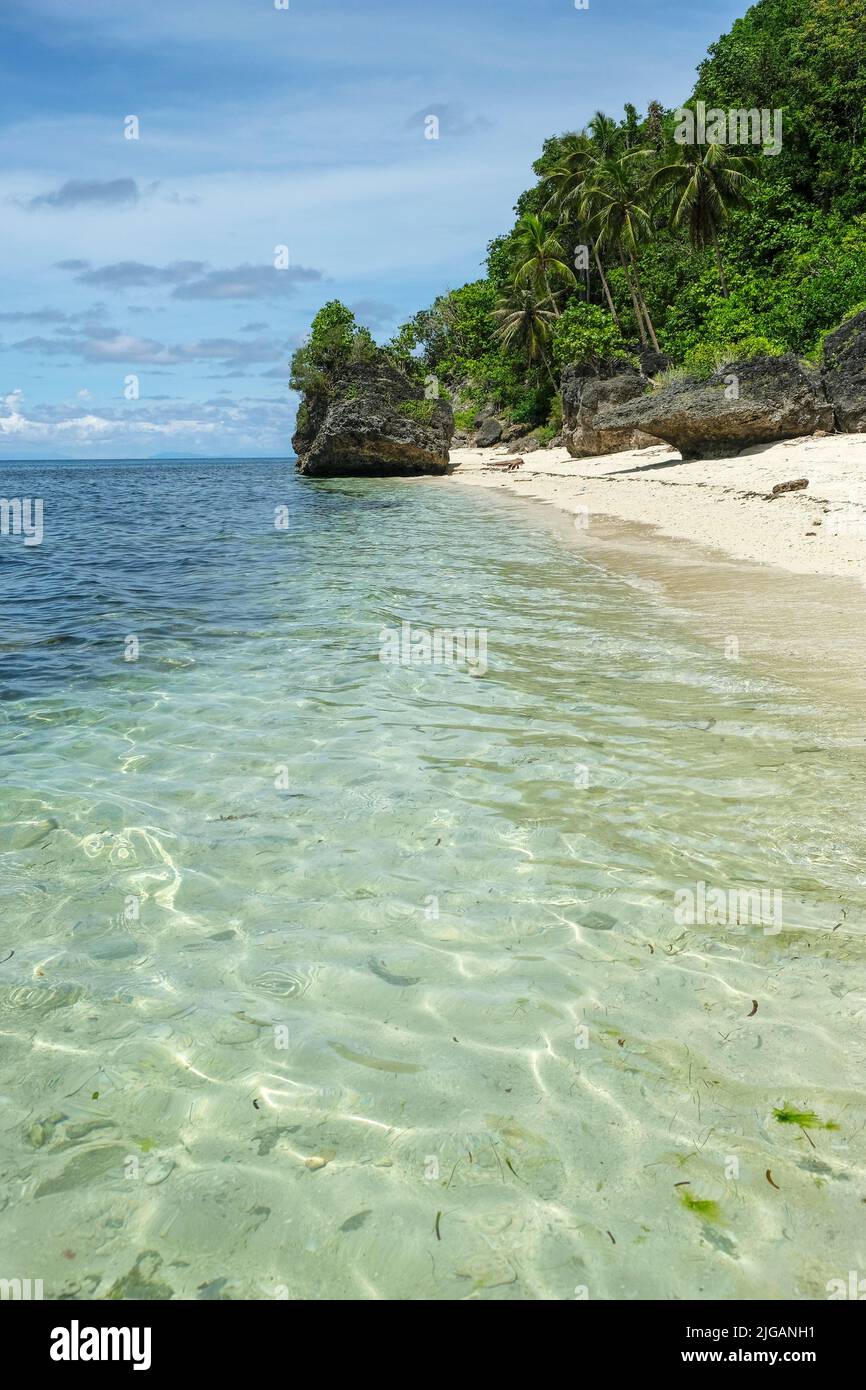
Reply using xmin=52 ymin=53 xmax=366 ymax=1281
xmin=449 ymin=434 xmax=866 ymax=587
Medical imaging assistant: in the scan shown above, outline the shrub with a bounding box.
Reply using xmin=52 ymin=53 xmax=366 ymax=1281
xmin=552 ymin=302 xmax=627 ymax=372
xmin=397 ymin=399 xmax=438 ymax=424
xmin=454 ymin=409 xmax=477 ymax=432
xmin=510 ymin=382 xmax=553 ymax=424
xmin=290 ymin=300 xmax=358 ymax=397
xmin=651 ymin=364 xmax=692 ymax=388
xmin=683 ymin=335 xmax=785 ymax=379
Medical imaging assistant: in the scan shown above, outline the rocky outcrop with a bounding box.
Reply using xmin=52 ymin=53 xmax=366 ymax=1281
xmin=293 ymin=360 xmax=454 ymax=477
xmin=475 ymin=417 xmax=503 ymax=447
xmin=601 ymin=354 xmax=834 ymax=459
xmin=821 ymin=310 xmax=866 ymax=431
xmin=561 ymin=363 xmax=661 ymax=457
xmin=500 ymin=423 xmax=525 ymax=444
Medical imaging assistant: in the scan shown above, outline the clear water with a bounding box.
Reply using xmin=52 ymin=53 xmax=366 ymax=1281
xmin=1 ymin=458 xmax=865 ymax=1301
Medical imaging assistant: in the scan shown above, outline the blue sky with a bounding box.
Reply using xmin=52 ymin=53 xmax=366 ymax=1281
xmin=0 ymin=0 xmax=744 ymax=458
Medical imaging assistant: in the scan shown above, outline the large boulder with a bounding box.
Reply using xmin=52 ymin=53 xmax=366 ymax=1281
xmin=293 ymin=360 xmax=454 ymax=477
xmin=475 ymin=417 xmax=503 ymax=447
xmin=821 ymin=310 xmax=866 ymax=431
xmin=561 ymin=363 xmax=661 ymax=457
xmin=602 ymin=354 xmax=834 ymax=460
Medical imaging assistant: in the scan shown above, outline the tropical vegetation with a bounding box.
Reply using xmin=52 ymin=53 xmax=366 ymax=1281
xmin=380 ymin=0 xmax=866 ymax=431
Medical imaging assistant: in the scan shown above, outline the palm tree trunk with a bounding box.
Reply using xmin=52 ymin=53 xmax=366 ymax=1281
xmin=619 ymin=249 xmax=647 ymax=346
xmin=542 ymin=267 xmax=561 ymax=318
xmin=628 ymin=252 xmax=660 ymax=352
xmin=713 ymin=236 xmax=729 ymax=297
xmin=592 ymin=239 xmax=620 ymax=328
xmin=537 ymin=347 xmax=558 ymax=391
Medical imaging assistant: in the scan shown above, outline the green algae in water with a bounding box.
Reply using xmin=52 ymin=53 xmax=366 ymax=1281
xmin=773 ymin=1106 xmax=840 ymax=1131
xmin=680 ymin=1191 xmax=722 ymax=1222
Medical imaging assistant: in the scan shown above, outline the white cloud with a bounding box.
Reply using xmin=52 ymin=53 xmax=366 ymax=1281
xmin=0 ymin=388 xmax=289 ymax=456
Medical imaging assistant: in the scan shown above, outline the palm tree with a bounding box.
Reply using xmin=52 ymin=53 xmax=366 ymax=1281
xmin=492 ymin=286 xmax=558 ymax=388
xmin=586 ymin=110 xmax=622 ymax=158
xmin=540 ymin=137 xmax=621 ymax=328
xmin=650 ymin=142 xmax=757 ymax=296
xmin=646 ymin=100 xmax=665 ymax=151
xmin=581 ymin=150 xmax=661 ymax=350
xmin=511 ymin=213 xmax=576 ymax=317
xmin=622 ymin=103 xmax=641 ymax=150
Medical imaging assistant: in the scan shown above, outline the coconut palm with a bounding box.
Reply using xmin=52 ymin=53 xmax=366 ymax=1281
xmin=540 ymin=136 xmax=621 ymax=328
xmin=581 ymin=150 xmax=661 ymax=350
xmin=650 ymin=141 xmax=757 ymax=296
xmin=586 ymin=110 xmax=622 ymax=158
xmin=511 ymin=213 xmax=576 ymax=317
xmin=492 ymin=286 xmax=558 ymax=388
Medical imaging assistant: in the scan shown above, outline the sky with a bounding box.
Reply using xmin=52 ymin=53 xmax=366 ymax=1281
xmin=0 ymin=0 xmax=745 ymax=459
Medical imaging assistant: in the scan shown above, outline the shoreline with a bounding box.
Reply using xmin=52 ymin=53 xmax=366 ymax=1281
xmin=447 ymin=435 xmax=866 ymax=588
xmin=445 ymin=436 xmax=866 ymax=724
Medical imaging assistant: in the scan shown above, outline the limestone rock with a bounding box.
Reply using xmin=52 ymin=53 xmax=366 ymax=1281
xmin=293 ymin=360 xmax=453 ymax=477
xmin=821 ymin=310 xmax=866 ymax=431
xmin=601 ymin=354 xmax=834 ymax=459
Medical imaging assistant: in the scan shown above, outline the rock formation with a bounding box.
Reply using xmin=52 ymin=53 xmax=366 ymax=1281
xmin=600 ymin=354 xmax=834 ymax=460
xmin=821 ymin=310 xmax=866 ymax=432
xmin=293 ymin=360 xmax=454 ymax=477
xmin=561 ymin=361 xmax=661 ymax=457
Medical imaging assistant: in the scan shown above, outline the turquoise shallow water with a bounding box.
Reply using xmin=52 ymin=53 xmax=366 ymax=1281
xmin=1 ymin=458 xmax=865 ymax=1300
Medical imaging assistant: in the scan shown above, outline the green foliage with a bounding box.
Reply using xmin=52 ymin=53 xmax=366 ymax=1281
xmin=290 ymin=301 xmax=392 ymax=423
xmin=396 ymin=399 xmax=438 ymax=424
xmin=383 ymin=0 xmax=866 ymax=424
xmin=551 ymin=301 xmax=628 ymax=370
xmin=349 ymin=326 xmax=380 ymax=365
xmin=510 ymin=382 xmax=554 ymax=425
xmin=389 ymin=280 xmax=498 ymax=379
xmin=683 ymin=334 xmax=784 ymax=378
xmin=650 ymin=364 xmax=692 ymax=388
xmin=660 ymin=207 xmax=866 ymax=359
xmin=695 ymin=0 xmax=866 ymax=213
xmin=289 ymin=299 xmax=358 ymax=397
